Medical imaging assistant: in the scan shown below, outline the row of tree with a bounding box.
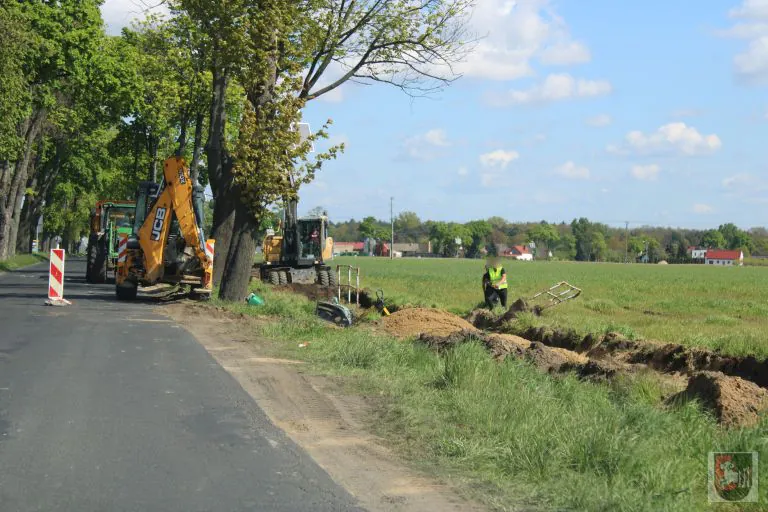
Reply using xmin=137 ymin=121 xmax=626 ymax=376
xmin=329 ymin=213 xmax=767 ymax=261
xmin=1 ymin=0 xmax=474 ymax=300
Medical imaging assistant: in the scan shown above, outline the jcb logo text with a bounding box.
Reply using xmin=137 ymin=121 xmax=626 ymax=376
xmin=151 ymin=207 xmax=167 ymax=241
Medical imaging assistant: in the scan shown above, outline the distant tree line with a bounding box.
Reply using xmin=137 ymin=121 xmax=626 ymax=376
xmin=326 ymin=211 xmax=767 ymax=262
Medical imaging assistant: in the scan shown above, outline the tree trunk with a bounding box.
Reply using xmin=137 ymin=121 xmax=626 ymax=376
xmin=211 ymin=174 xmax=235 ymax=287
xmin=190 ymin=111 xmax=205 ymax=184
xmin=206 ymin=64 xmax=236 ymax=287
xmin=177 ymin=112 xmax=189 ymax=157
xmin=149 ymin=136 xmax=159 ymax=182
xmin=219 ymin=199 xmax=258 ymax=301
xmin=16 ymin=176 xmax=36 ymax=253
xmin=0 ymin=109 xmax=45 ymax=259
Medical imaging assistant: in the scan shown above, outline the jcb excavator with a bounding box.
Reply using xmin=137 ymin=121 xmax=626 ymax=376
xmin=115 ymin=156 xmax=214 ymax=300
xmin=257 ymin=198 xmax=336 ymax=287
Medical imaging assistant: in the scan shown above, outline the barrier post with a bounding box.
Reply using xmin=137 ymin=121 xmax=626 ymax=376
xmin=46 ymin=248 xmax=71 ymax=305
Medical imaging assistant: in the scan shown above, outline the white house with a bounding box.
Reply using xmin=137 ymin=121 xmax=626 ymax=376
xmin=504 ymin=245 xmax=534 ymax=261
xmin=704 ymin=249 xmax=744 ymax=266
xmin=688 ymin=247 xmax=707 ymax=260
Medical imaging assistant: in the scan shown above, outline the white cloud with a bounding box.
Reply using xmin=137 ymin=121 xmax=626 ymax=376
xmin=539 ymin=42 xmax=591 ymax=66
xmin=608 ymin=123 xmax=722 ymax=156
xmin=586 ymin=114 xmax=612 ymax=127
xmin=722 ymin=173 xmax=763 ymax=189
xmin=631 ymin=164 xmax=661 ymax=181
xmin=101 ymin=0 xmax=168 ymax=35
xmin=720 ymin=1 xmax=768 ymax=83
xmin=556 ymin=161 xmax=590 ymax=180
xmin=316 ymin=86 xmax=345 ymax=103
xmin=487 ymin=73 xmax=612 ymax=106
xmin=479 ymin=149 xmax=520 ymax=169
xmin=398 ymin=129 xmax=452 ymax=161
xmin=693 ymin=203 xmax=714 ymax=214
xmin=454 ymin=0 xmax=592 ymax=81
xmin=424 ymin=129 xmax=451 ymax=147
xmin=730 ymin=0 xmax=768 ymax=19
xmin=734 ymin=36 xmax=768 ymax=83
xmin=458 ymin=166 xmax=469 ymax=176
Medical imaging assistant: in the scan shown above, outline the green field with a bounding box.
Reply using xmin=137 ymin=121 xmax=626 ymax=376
xmin=333 ymin=256 xmax=768 ymax=357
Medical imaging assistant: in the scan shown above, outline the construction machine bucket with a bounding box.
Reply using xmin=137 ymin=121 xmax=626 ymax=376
xmin=316 ymin=299 xmax=353 ymax=327
xmin=528 ymin=281 xmax=582 ymax=311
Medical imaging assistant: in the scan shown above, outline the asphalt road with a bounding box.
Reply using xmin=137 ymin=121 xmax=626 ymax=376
xmin=0 ymin=258 xmax=361 ymax=512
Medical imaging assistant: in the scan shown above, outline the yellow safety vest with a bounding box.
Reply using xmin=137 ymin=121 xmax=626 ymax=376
xmin=488 ymin=266 xmax=507 ymax=289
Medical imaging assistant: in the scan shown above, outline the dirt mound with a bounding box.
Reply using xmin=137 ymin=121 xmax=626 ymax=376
xmin=465 ymin=299 xmax=542 ymax=330
xmin=382 ymin=308 xmax=478 ymax=339
xmin=419 ymin=331 xmax=589 ymax=374
xmin=670 ymin=372 xmax=768 ymax=428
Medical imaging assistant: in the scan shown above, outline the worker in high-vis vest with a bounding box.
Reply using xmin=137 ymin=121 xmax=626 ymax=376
xmin=482 ymin=257 xmax=508 ymax=309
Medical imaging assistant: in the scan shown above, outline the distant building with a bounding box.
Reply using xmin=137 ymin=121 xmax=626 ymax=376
xmin=332 ymin=241 xmax=364 ymax=256
xmin=688 ymin=246 xmax=706 ymax=260
xmin=504 ymin=245 xmax=534 ymax=261
xmin=704 ymin=249 xmax=743 ymax=266
xmin=392 ymin=242 xmax=431 ymax=257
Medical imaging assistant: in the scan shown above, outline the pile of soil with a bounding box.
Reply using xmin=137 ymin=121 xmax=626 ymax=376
xmin=510 ymin=324 xmax=768 ymax=391
xmin=382 ymin=308 xmax=478 ymax=339
xmin=670 ymin=372 xmax=768 ymax=428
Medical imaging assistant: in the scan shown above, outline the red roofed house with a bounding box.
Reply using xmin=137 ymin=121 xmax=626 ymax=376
xmin=503 ymin=245 xmax=534 ymax=261
xmin=704 ymin=249 xmax=743 ymax=266
xmin=332 ymin=241 xmax=364 ymax=256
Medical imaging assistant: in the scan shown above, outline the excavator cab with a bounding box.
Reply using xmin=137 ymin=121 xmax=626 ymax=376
xmin=258 ymin=201 xmax=335 ymax=287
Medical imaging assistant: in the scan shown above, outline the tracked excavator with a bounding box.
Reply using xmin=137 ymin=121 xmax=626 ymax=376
xmin=257 ymin=198 xmax=336 ymax=287
xmin=115 ymin=156 xmax=214 ymax=300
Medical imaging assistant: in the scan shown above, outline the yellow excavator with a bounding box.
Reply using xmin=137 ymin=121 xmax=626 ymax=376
xmin=258 ymin=198 xmax=336 ymax=287
xmin=116 ymin=157 xmax=214 ymax=300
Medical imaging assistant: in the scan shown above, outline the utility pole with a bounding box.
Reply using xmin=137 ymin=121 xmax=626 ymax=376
xmin=624 ymin=221 xmax=629 ymax=263
xmin=390 ymin=197 xmax=394 ymax=260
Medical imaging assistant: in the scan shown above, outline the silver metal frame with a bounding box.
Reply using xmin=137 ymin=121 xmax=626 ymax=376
xmin=528 ymin=281 xmax=582 ymax=310
xmin=336 ymin=264 xmax=360 ymax=306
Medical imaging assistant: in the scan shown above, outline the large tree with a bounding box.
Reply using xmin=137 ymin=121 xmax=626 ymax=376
xmin=179 ymin=0 xmax=475 ymax=300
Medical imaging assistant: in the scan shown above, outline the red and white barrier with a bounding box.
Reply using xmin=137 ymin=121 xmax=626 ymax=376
xmin=47 ymin=248 xmax=70 ymax=305
xmin=205 ymin=239 xmax=215 ymax=261
xmin=117 ymin=235 xmax=128 ymax=264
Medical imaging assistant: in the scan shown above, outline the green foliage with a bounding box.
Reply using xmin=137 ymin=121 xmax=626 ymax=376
xmin=701 ymin=229 xmax=726 ymax=249
xmin=429 ymin=221 xmax=470 ymax=257
xmin=527 ymin=222 xmax=560 ymax=257
xmin=0 ymin=4 xmax=32 ymax=161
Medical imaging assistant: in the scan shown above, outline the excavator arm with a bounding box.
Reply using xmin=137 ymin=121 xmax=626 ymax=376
xmin=118 ymin=157 xmax=213 ymax=297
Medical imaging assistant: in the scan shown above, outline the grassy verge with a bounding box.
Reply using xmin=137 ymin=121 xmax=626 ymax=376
xmin=214 ymin=282 xmax=768 ymax=511
xmin=0 ymin=253 xmax=48 ymax=272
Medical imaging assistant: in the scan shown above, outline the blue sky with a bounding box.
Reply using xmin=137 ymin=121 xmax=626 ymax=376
xmin=102 ymin=0 xmax=768 ymax=230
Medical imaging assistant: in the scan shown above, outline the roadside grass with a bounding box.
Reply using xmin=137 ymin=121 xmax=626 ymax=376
xmin=0 ymin=253 xmax=48 ymax=272
xmin=213 ymin=282 xmax=768 ymax=511
xmin=331 ymin=257 xmax=768 ymax=358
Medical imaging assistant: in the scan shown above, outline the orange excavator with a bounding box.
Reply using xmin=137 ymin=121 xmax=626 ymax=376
xmin=115 ymin=157 xmax=214 ymax=300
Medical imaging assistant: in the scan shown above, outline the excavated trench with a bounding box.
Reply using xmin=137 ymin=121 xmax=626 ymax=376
xmin=377 ymin=301 xmax=768 ymax=429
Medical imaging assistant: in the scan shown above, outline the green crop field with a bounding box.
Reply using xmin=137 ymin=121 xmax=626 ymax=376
xmin=333 ymin=256 xmax=768 ymax=357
